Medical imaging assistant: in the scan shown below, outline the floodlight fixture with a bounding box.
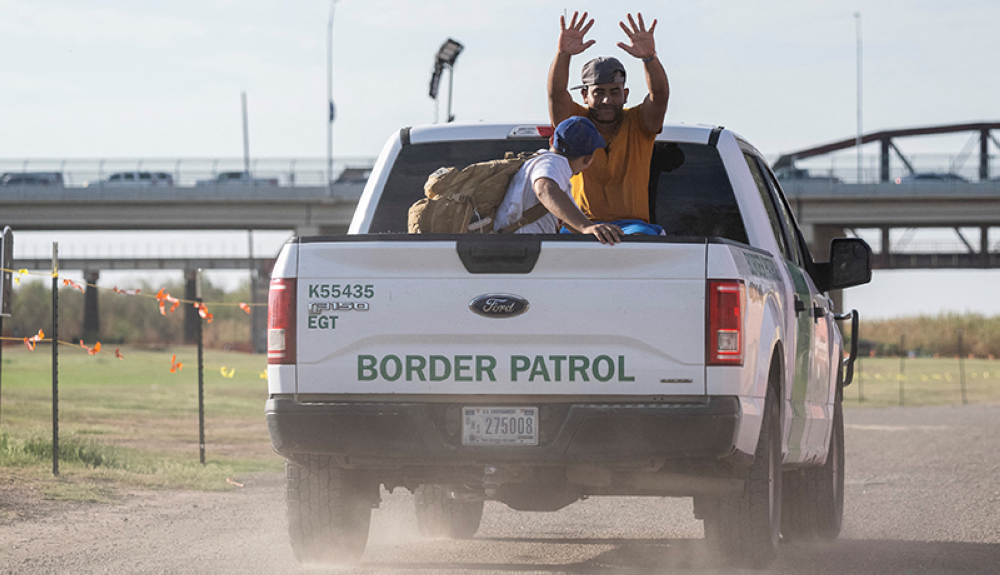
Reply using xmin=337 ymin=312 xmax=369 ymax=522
xmin=436 ymin=38 xmax=463 ymax=67
xmin=429 ymin=38 xmax=464 ymax=123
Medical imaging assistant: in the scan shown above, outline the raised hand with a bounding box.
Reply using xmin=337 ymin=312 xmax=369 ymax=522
xmin=558 ymin=11 xmax=596 ymax=56
xmin=617 ymin=13 xmax=657 ymax=59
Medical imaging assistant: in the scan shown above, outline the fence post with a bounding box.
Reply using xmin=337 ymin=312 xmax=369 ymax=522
xmin=898 ymin=334 xmax=905 ymax=406
xmin=196 ymin=269 xmax=206 ymax=465
xmin=51 ymin=242 xmax=59 ymax=477
xmin=957 ymin=328 xmax=967 ymax=405
xmin=1 ymin=226 xmax=14 ymax=425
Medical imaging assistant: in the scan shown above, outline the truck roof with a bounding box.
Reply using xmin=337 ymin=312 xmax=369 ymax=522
xmin=405 ymin=122 xmax=723 ymax=146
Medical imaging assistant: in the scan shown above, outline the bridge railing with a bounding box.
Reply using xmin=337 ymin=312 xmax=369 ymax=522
xmin=0 ymin=157 xmax=376 ymax=188
xmin=5 ymin=152 xmax=994 ymax=187
xmin=771 ymin=152 xmax=998 ymax=184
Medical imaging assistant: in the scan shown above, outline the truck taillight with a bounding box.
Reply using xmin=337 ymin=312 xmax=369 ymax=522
xmin=707 ymin=280 xmax=744 ymax=366
xmin=268 ymin=278 xmax=296 ymax=365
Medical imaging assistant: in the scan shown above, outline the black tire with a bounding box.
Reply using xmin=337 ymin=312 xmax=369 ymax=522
xmin=285 ymin=455 xmax=372 ymax=565
xmin=781 ymin=386 xmax=845 ymax=541
xmin=705 ymin=385 xmax=782 ymax=568
xmin=414 ymin=484 xmax=484 ymax=539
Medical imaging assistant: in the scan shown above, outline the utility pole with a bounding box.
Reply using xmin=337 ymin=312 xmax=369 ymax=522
xmin=447 ymin=60 xmax=456 ymax=123
xmin=855 ymin=12 xmax=863 ymax=183
xmin=327 ymin=0 xmax=338 ymax=195
xmin=241 ymin=91 xmax=250 ymax=175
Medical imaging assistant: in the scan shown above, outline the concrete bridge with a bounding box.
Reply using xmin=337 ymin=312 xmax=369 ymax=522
xmin=783 ymin=180 xmax=1000 ymax=269
xmin=5 ymin=179 xmax=1000 ymax=268
xmin=0 ymin=182 xmax=364 ymax=237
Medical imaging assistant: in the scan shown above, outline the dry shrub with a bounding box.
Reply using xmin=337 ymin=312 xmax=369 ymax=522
xmin=4 ymin=278 xmax=255 ymax=349
xmin=863 ymin=313 xmax=1000 ymax=357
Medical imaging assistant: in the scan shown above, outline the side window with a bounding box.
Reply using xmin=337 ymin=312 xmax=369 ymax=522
xmin=744 ymin=153 xmax=789 ymax=260
xmin=762 ymin=166 xmax=810 ymax=266
xmin=756 ymin=159 xmax=803 ymax=266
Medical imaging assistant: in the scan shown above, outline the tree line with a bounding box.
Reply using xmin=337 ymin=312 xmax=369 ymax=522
xmin=3 ymin=279 xmax=253 ymax=349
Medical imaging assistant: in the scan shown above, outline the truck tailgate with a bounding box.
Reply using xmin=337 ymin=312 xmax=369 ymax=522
xmin=295 ymin=239 xmax=708 ymax=397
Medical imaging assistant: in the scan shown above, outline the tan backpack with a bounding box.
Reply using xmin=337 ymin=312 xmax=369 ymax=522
xmin=407 ymin=151 xmax=548 ymax=234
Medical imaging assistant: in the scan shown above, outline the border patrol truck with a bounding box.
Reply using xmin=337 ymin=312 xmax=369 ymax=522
xmin=266 ymin=122 xmax=872 ymax=567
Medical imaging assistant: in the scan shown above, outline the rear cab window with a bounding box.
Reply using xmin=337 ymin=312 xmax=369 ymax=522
xmin=369 ymin=137 xmax=749 ymax=244
xmin=369 ymin=139 xmax=547 ymax=234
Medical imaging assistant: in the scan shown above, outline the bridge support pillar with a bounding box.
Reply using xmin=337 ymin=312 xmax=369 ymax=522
xmin=981 ymin=226 xmax=990 ymax=268
xmin=881 ymin=228 xmax=891 ymax=269
xmin=82 ymin=270 xmax=100 ymax=342
xmin=184 ymin=270 xmax=199 ymax=345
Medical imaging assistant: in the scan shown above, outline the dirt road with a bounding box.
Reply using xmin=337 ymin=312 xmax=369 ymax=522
xmin=2 ymin=404 xmax=999 ymax=574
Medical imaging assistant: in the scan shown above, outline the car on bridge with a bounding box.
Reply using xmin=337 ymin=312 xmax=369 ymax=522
xmin=334 ymin=167 xmax=372 ymax=184
xmin=0 ymin=172 xmax=64 ymax=186
xmin=774 ymin=166 xmax=841 ymax=183
xmin=84 ymin=171 xmax=174 ymax=188
xmin=894 ymin=172 xmax=968 ymax=184
xmin=195 ymin=171 xmax=278 ymax=187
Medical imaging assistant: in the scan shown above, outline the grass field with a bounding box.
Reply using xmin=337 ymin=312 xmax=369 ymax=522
xmin=0 ymin=344 xmax=280 ymax=500
xmin=843 ymin=356 xmax=1000 ymax=407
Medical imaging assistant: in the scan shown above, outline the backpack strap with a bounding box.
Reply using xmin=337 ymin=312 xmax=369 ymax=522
xmin=497 ymin=202 xmax=550 ymax=234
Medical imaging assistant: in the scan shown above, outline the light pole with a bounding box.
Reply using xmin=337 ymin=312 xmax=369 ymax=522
xmin=429 ymin=39 xmax=463 ymax=123
xmin=327 ymin=0 xmax=338 ymax=194
xmin=855 ymin=12 xmax=863 ymax=183
xmin=241 ymin=91 xmax=250 ymax=175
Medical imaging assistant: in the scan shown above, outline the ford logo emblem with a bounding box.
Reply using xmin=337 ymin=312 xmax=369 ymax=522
xmin=469 ymin=294 xmax=529 ymax=318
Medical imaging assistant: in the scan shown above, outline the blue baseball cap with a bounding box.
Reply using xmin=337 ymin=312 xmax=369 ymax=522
xmin=552 ymin=116 xmax=606 ymax=157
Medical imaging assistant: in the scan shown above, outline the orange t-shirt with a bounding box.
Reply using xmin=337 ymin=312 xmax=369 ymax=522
xmin=567 ymin=102 xmax=660 ymax=223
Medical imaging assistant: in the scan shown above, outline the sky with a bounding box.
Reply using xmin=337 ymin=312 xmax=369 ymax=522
xmin=3 ymin=0 xmax=1000 ymax=318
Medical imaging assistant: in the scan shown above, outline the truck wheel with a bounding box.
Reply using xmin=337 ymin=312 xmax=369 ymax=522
xmin=781 ymin=387 xmax=844 ymax=541
xmin=705 ymin=385 xmax=782 ymax=568
xmin=285 ymin=455 xmax=371 ymax=565
xmin=414 ymin=484 xmax=484 ymax=539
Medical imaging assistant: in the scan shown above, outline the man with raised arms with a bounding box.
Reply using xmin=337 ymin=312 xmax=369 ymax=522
xmin=547 ymin=11 xmax=669 ymax=230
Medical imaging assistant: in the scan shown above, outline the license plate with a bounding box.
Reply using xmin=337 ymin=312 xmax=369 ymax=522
xmin=462 ymin=407 xmax=538 ymax=446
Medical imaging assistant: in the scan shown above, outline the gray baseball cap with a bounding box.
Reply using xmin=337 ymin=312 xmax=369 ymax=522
xmin=571 ymin=57 xmax=627 ymax=89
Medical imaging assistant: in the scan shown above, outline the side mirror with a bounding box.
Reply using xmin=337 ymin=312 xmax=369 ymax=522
xmin=815 ymin=238 xmax=872 ymax=292
xmin=830 ymin=238 xmax=872 ymax=289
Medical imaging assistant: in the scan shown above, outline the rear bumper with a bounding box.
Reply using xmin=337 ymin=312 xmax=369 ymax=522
xmin=266 ymin=396 xmax=740 ymax=467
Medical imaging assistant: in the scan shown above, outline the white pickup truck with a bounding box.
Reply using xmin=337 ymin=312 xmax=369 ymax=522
xmin=266 ymin=122 xmax=871 ymax=567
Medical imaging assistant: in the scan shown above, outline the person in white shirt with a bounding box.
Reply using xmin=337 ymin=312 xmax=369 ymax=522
xmin=494 ymin=116 xmax=623 ymax=245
